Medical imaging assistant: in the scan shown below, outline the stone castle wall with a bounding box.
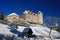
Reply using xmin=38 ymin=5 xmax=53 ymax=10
xmin=5 ymin=15 xmax=20 ymax=22
xmin=5 ymin=10 xmax=43 ymax=24
xmin=22 ymin=10 xmax=43 ymax=24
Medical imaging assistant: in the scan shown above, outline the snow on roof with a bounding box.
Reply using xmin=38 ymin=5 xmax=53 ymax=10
xmin=38 ymin=11 xmax=43 ymax=14
xmin=7 ymin=13 xmax=19 ymax=16
xmin=23 ymin=10 xmax=29 ymax=14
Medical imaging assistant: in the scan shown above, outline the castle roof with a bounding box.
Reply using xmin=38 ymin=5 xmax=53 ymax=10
xmin=7 ymin=13 xmax=19 ymax=17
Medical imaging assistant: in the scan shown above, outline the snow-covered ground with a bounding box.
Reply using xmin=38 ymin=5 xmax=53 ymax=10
xmin=17 ymin=24 xmax=60 ymax=38
xmin=0 ymin=23 xmax=60 ymax=40
xmin=0 ymin=24 xmax=14 ymax=35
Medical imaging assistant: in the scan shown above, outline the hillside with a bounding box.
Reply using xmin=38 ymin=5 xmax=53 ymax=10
xmin=0 ymin=23 xmax=60 ymax=38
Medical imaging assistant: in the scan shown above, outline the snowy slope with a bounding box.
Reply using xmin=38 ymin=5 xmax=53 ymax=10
xmin=17 ymin=24 xmax=60 ymax=38
xmin=30 ymin=26 xmax=60 ymax=37
xmin=0 ymin=23 xmax=60 ymax=38
xmin=0 ymin=24 xmax=14 ymax=35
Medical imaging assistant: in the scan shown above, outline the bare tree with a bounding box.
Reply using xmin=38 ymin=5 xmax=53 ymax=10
xmin=44 ymin=17 xmax=57 ymax=40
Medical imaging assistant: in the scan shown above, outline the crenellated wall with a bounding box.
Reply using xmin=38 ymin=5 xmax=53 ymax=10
xmin=5 ymin=10 xmax=43 ymax=24
xmin=22 ymin=10 xmax=43 ymax=24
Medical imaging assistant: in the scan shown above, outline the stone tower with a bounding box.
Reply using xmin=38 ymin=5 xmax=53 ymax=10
xmin=38 ymin=11 xmax=43 ymax=24
xmin=23 ymin=10 xmax=30 ymax=22
xmin=22 ymin=10 xmax=43 ymax=24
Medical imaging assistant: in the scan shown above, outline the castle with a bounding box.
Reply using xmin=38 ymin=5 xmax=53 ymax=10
xmin=5 ymin=10 xmax=43 ymax=24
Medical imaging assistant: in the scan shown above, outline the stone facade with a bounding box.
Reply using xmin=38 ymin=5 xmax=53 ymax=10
xmin=22 ymin=10 xmax=43 ymax=24
xmin=5 ymin=13 xmax=20 ymax=22
xmin=38 ymin=11 xmax=43 ymax=24
xmin=5 ymin=10 xmax=43 ymax=24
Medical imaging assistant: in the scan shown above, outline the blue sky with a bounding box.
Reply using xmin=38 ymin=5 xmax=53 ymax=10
xmin=0 ymin=0 xmax=60 ymax=18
